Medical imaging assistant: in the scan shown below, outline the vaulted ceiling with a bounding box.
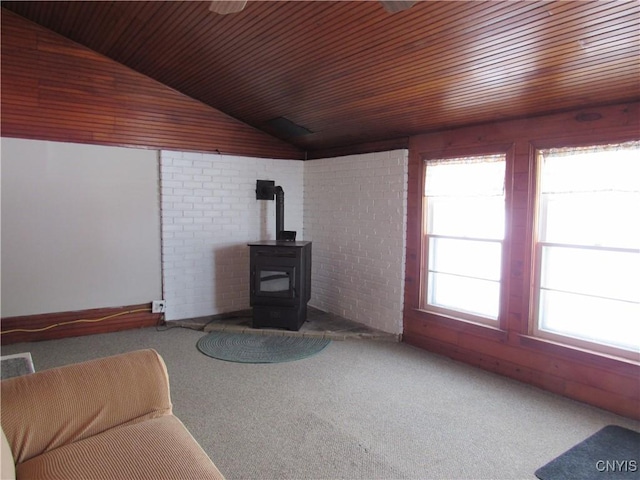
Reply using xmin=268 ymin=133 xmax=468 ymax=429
xmin=2 ymin=1 xmax=639 ymax=154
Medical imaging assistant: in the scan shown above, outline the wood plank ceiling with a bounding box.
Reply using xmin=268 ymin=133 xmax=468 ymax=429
xmin=2 ymin=1 xmax=639 ymax=156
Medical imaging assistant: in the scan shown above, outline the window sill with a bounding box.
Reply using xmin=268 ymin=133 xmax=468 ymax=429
xmin=518 ymin=334 xmax=640 ymax=372
xmin=413 ymin=308 xmax=507 ymax=341
xmin=409 ymin=308 xmax=639 ymax=373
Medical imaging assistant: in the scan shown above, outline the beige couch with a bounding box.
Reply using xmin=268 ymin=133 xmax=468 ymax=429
xmin=1 ymin=349 xmax=225 ymax=479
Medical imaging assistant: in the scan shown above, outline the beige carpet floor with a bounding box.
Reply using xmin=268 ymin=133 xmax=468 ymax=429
xmin=2 ymin=326 xmax=638 ymax=479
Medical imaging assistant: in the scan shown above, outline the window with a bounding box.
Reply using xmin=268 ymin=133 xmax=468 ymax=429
xmin=422 ymin=154 xmax=506 ymax=323
xmin=533 ymin=141 xmax=640 ymax=358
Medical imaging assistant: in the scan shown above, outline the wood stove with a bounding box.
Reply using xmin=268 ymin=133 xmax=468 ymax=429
xmin=250 ymin=180 xmax=312 ymax=331
xmin=249 ymin=240 xmax=312 ymax=331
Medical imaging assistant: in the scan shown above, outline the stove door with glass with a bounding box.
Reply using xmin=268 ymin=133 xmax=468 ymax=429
xmin=249 ymin=241 xmax=311 ymax=331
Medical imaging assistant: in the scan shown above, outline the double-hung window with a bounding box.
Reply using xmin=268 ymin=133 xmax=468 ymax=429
xmin=422 ymin=154 xmax=506 ymax=324
xmin=533 ymin=141 xmax=640 ymax=358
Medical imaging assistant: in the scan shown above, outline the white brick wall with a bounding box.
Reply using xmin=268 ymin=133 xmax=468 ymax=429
xmin=303 ymin=150 xmax=408 ymax=334
xmin=159 ymin=149 xmax=408 ymax=334
xmin=160 ymin=151 xmax=304 ymax=321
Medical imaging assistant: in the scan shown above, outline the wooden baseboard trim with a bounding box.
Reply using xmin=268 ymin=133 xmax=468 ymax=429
xmin=1 ymin=304 xmax=162 ymax=345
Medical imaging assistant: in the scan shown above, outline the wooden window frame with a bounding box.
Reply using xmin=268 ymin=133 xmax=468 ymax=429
xmin=420 ymin=152 xmax=508 ymax=327
xmin=402 ymin=103 xmax=640 ymax=420
xmin=529 ymin=141 xmax=640 ymax=362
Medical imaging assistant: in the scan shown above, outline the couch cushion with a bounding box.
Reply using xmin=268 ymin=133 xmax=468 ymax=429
xmin=16 ymin=415 xmax=224 ymax=480
xmin=1 ymin=349 xmax=172 ymax=464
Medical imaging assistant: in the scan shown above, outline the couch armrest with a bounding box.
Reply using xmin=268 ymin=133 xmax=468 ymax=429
xmin=1 ymin=349 xmax=173 ymax=464
xmin=1 ymin=428 xmax=16 ymax=480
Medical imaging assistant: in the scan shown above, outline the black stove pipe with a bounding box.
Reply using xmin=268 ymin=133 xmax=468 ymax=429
xmin=274 ymin=186 xmax=284 ymax=238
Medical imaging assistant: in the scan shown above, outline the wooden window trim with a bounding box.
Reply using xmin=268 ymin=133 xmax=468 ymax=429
xmin=403 ymin=102 xmax=640 ymax=420
xmin=417 ymin=144 xmax=515 ymax=331
xmin=529 ymin=141 xmax=640 ymax=362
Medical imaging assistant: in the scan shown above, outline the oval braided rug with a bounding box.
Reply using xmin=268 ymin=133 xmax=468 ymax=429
xmin=197 ymin=332 xmax=331 ymax=363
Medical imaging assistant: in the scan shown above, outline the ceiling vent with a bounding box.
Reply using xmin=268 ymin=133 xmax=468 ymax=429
xmin=262 ymin=117 xmax=313 ymax=139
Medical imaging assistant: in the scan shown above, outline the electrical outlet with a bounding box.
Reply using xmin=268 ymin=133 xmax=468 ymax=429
xmin=152 ymin=300 xmax=166 ymax=313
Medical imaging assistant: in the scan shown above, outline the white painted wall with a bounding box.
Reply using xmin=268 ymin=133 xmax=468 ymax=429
xmin=159 ymin=150 xmax=304 ymax=321
xmin=303 ymin=150 xmax=408 ymax=334
xmin=0 ymin=138 xmax=162 ymax=317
